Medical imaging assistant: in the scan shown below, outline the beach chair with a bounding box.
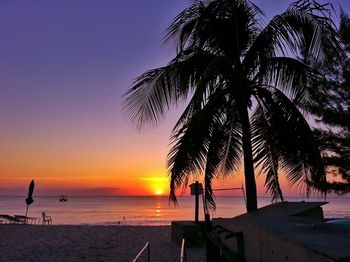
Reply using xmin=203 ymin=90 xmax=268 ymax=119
xmin=0 ymin=214 xmax=10 ymax=224
xmin=42 ymin=212 xmax=52 ymax=225
xmin=14 ymin=215 xmax=27 ymax=224
xmin=0 ymin=214 xmax=22 ymax=224
xmin=14 ymin=215 xmax=39 ymax=224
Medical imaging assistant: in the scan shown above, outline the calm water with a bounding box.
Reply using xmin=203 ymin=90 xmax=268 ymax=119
xmin=0 ymin=196 xmax=349 ymax=225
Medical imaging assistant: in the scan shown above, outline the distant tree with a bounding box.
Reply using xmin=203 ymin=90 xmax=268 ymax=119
xmin=309 ymin=10 xmax=350 ymax=194
xmin=123 ymin=0 xmax=341 ymax=212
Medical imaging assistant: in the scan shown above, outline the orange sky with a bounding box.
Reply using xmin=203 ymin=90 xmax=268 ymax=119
xmin=0 ymin=95 xmax=300 ymax=197
xmin=0 ymin=128 xmax=301 ymax=197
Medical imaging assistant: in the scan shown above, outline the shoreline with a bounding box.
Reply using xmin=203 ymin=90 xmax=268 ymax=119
xmin=0 ymin=225 xmax=205 ymax=262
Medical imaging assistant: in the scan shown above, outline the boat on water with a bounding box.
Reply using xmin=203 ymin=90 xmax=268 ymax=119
xmin=59 ymin=195 xmax=68 ymax=202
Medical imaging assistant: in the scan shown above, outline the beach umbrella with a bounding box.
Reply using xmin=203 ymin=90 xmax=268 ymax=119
xmin=25 ymin=180 xmax=35 ymax=220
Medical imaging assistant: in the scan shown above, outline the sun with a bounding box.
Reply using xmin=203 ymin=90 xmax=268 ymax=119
xmin=155 ymin=189 xmax=163 ymax=195
xmin=142 ymin=176 xmax=167 ymax=196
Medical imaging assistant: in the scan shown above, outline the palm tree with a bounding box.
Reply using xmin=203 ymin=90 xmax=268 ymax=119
xmin=123 ymin=0 xmax=342 ymax=212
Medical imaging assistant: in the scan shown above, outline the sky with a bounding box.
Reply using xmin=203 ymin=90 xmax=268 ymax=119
xmin=0 ymin=0 xmax=349 ymax=197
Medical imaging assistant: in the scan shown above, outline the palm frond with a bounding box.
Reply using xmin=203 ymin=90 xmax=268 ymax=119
xmin=255 ymin=57 xmax=321 ymax=105
xmin=168 ymin=88 xmax=225 ymax=203
xmin=164 ymin=1 xmax=205 ymax=52
xmin=173 ymin=55 xmax=232 ymax=132
xmin=219 ymin=110 xmax=242 ymax=176
xmin=255 ymin=87 xmax=326 ymax=194
xmin=251 ymin=104 xmax=284 ymax=202
xmin=123 ymin=49 xmax=217 ymax=131
xmin=203 ymin=126 xmax=223 ymax=212
xmin=245 ymin=0 xmax=341 ymax=71
xmin=279 ymin=1 xmax=341 ymax=61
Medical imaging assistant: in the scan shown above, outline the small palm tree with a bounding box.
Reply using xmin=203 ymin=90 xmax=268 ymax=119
xmin=123 ymin=0 xmax=342 ymax=212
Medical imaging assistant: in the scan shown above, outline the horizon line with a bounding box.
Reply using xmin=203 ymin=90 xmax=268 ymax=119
xmin=0 ymin=194 xmax=345 ymax=198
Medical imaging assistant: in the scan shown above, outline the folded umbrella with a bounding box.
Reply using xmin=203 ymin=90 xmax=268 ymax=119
xmin=25 ymin=180 xmax=35 ymax=205
xmin=24 ymin=180 xmax=35 ymax=223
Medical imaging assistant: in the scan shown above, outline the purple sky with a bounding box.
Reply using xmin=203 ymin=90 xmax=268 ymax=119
xmin=0 ymin=1 xmax=349 ymax=196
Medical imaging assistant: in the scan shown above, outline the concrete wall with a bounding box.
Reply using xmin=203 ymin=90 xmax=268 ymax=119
xmin=223 ymin=222 xmax=335 ymax=262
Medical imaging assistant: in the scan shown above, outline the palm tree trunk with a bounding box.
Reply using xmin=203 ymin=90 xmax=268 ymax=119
xmin=240 ymin=105 xmax=258 ymax=212
xmin=275 ymin=172 xmax=284 ymax=202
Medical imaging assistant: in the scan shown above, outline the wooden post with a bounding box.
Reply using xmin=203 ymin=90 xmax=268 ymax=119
xmin=190 ymin=181 xmax=202 ymax=223
xmin=195 ymin=181 xmax=199 ymax=223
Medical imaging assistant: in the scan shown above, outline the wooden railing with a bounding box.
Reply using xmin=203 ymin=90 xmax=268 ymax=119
xmin=180 ymin=238 xmax=187 ymax=262
xmin=207 ymin=225 xmax=245 ymax=261
xmin=132 ymin=242 xmax=150 ymax=262
xmin=132 ymin=238 xmax=188 ymax=262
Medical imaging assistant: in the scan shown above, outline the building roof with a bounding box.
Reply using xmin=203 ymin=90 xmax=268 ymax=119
xmin=214 ymin=202 xmax=350 ymax=261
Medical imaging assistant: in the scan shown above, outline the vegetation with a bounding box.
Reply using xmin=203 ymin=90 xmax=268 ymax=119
xmin=310 ymin=10 xmax=350 ymax=194
xmin=123 ymin=0 xmax=342 ymax=212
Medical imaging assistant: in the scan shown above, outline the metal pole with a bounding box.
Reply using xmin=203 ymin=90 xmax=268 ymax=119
xmin=180 ymin=239 xmax=187 ymax=262
xmin=241 ymin=183 xmax=247 ymax=210
xmin=132 ymin=242 xmax=150 ymax=262
xmin=25 ymin=205 xmax=29 ymax=224
xmin=147 ymin=242 xmax=150 ymax=262
xmin=195 ymin=181 xmax=199 ymax=223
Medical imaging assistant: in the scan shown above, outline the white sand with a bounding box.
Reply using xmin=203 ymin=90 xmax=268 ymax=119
xmin=0 ymin=225 xmax=205 ymax=262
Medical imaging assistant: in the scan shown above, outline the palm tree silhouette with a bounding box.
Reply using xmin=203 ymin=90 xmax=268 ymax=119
xmin=124 ymin=0 xmax=342 ymax=212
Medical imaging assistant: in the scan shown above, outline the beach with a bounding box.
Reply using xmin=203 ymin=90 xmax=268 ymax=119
xmin=0 ymin=225 xmax=205 ymax=262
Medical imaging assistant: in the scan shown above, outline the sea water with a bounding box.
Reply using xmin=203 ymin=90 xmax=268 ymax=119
xmin=0 ymin=196 xmax=349 ymax=225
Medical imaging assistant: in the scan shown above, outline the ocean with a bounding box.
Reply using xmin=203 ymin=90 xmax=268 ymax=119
xmin=0 ymin=196 xmax=349 ymax=225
